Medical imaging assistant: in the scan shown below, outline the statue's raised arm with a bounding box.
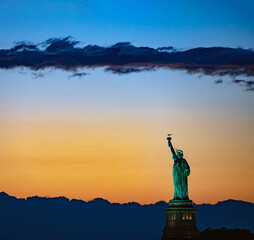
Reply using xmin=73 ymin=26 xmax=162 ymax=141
xmin=167 ymin=134 xmax=178 ymax=160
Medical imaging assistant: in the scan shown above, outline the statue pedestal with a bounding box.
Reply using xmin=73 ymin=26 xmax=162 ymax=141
xmin=161 ymin=200 xmax=198 ymax=240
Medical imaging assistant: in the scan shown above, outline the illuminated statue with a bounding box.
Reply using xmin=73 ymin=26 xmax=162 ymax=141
xmin=167 ymin=134 xmax=190 ymax=200
xmin=162 ymin=134 xmax=198 ymax=240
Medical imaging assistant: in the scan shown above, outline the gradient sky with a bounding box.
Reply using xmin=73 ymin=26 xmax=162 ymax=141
xmin=0 ymin=0 xmax=254 ymax=204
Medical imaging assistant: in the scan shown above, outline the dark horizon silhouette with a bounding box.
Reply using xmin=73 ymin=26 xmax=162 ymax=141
xmin=0 ymin=191 xmax=253 ymax=240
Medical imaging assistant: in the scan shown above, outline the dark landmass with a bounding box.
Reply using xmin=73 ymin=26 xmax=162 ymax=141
xmin=199 ymin=228 xmax=254 ymax=240
xmin=0 ymin=192 xmax=253 ymax=240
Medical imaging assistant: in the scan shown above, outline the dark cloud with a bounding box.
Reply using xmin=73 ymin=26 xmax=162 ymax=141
xmin=44 ymin=36 xmax=79 ymax=52
xmin=69 ymin=72 xmax=88 ymax=78
xmin=157 ymin=46 xmax=175 ymax=52
xmin=12 ymin=42 xmax=38 ymax=52
xmin=32 ymin=72 xmax=45 ymax=79
xmin=105 ymin=66 xmax=156 ymax=74
xmin=232 ymin=79 xmax=254 ymax=92
xmin=0 ymin=37 xmax=254 ymax=91
xmin=215 ymin=79 xmax=223 ymax=84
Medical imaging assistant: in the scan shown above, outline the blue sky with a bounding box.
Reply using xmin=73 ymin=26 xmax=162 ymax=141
xmin=0 ymin=0 xmax=253 ymax=48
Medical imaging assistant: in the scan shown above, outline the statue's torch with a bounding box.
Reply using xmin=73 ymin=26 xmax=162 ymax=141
xmin=167 ymin=134 xmax=172 ymax=147
xmin=167 ymin=133 xmax=172 ymax=141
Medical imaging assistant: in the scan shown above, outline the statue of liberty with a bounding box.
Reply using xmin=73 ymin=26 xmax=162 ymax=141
xmin=167 ymin=134 xmax=190 ymax=200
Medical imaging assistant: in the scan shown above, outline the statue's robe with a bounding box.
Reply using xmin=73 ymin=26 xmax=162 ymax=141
xmin=172 ymin=156 xmax=190 ymax=200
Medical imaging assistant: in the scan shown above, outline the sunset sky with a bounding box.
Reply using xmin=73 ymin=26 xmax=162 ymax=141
xmin=0 ymin=0 xmax=253 ymax=204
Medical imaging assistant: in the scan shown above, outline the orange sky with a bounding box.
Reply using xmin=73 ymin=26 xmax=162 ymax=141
xmin=0 ymin=70 xmax=254 ymax=204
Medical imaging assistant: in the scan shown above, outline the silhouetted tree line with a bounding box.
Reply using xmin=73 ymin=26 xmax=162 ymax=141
xmin=199 ymin=228 xmax=254 ymax=240
xmin=0 ymin=192 xmax=253 ymax=240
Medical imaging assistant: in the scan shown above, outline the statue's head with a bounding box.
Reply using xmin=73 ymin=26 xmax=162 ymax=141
xmin=176 ymin=149 xmax=183 ymax=158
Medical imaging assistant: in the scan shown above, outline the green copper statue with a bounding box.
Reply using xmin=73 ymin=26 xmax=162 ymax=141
xmin=167 ymin=134 xmax=190 ymax=200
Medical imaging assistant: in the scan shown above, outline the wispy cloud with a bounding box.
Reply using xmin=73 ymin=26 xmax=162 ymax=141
xmin=232 ymin=79 xmax=254 ymax=91
xmin=0 ymin=37 xmax=253 ymax=91
xmin=69 ymin=72 xmax=89 ymax=78
xmin=105 ymin=66 xmax=156 ymax=74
